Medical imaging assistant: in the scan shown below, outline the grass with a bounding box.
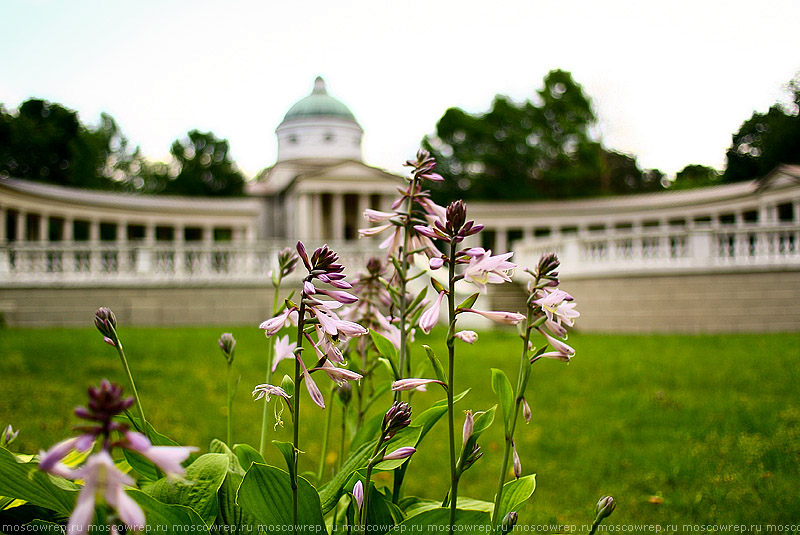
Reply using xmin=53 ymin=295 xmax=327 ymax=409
xmin=1 ymin=326 xmax=799 ymax=527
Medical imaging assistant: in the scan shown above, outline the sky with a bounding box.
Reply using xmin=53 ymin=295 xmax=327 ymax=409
xmin=2 ymin=0 xmax=799 ymax=179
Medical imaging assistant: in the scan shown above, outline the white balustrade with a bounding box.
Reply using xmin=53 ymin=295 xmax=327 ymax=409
xmin=0 ymin=241 xmax=378 ymax=287
xmin=516 ymin=224 xmax=800 ymax=278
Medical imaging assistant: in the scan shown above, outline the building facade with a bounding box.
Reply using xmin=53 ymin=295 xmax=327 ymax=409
xmin=1 ymin=78 xmax=799 ymax=331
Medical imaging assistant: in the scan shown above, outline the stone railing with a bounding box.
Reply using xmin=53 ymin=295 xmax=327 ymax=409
xmin=0 ymin=241 xmax=380 ymax=287
xmin=514 ymin=224 xmax=800 ymax=278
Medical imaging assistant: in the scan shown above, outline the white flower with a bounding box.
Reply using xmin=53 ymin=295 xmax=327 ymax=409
xmin=123 ymin=432 xmax=196 ymax=479
xmin=272 ymin=335 xmax=298 ymax=372
xmin=419 ymin=291 xmax=445 ymax=334
xmin=454 ymin=330 xmax=478 ymax=344
xmin=68 ymin=451 xmax=145 ymax=535
xmin=463 ymin=249 xmax=516 ymax=293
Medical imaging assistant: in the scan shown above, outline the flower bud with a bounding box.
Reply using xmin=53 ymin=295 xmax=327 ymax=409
xmin=1 ymin=425 xmax=18 ymax=447
xmin=94 ymin=307 xmax=118 ymax=344
xmin=218 ymin=333 xmax=236 ymax=363
xmin=382 ymin=401 xmax=412 ymax=441
xmin=382 ymin=447 xmax=416 ymax=461
xmin=336 ymin=382 xmax=352 ymax=405
xmin=353 ymin=480 xmax=364 ymax=512
xmin=594 ymin=495 xmax=616 ymax=522
xmin=462 ymin=410 xmax=474 ymax=446
xmin=446 ymin=200 xmax=467 ymax=234
xmin=512 ymin=439 xmax=522 ymax=479
xmin=278 ymin=247 xmax=299 ymax=278
xmin=522 ymin=397 xmax=532 ymax=424
xmin=502 ymin=512 xmax=518 ymax=533
xmin=366 ymin=257 xmax=383 ymax=275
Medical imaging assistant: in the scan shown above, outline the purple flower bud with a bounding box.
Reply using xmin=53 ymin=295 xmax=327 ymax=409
xmin=218 ymin=333 xmax=236 ymax=363
xmin=512 ymin=439 xmax=522 ymax=479
xmin=462 ymin=410 xmax=474 ymax=445
xmin=353 ymin=480 xmax=364 ymax=512
xmin=522 ymin=397 xmax=532 ymax=424
xmin=382 ymin=447 xmax=416 ymax=461
xmin=446 ymin=200 xmax=467 ymax=234
xmin=595 ymin=496 xmax=616 ymax=522
xmin=1 ymin=425 xmax=18 ymax=447
xmin=94 ymin=307 xmax=117 ymax=344
xmin=336 ymin=382 xmax=353 ymax=405
xmin=382 ymin=401 xmax=412 ymax=440
xmin=502 ymin=512 xmax=518 ymax=533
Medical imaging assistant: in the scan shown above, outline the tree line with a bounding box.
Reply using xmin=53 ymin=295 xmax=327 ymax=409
xmin=0 ymin=100 xmax=245 ymax=196
xmin=2 ymin=70 xmax=798 ymax=198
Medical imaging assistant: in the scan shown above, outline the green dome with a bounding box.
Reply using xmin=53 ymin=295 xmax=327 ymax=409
xmin=282 ymin=77 xmax=356 ymax=122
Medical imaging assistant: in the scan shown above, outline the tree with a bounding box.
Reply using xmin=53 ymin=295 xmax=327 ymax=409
xmin=161 ymin=130 xmax=245 ymax=196
xmin=422 ymin=70 xmax=662 ymax=202
xmin=671 ymin=164 xmax=720 ymax=189
xmin=724 ymin=77 xmax=800 ymax=182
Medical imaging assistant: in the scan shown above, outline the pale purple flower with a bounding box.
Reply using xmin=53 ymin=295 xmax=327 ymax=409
xmin=359 ymin=223 xmax=393 ymax=238
xmin=272 ymin=335 xmax=298 ymax=372
xmin=378 ymin=226 xmax=403 ymax=256
xmin=304 ymin=281 xmax=316 ymax=295
xmin=429 ymin=257 xmax=445 ymax=270
xmin=420 ymin=290 xmax=446 ymax=334
xmin=259 ymin=308 xmax=297 ymax=336
xmin=252 ymin=384 xmax=291 ymax=402
xmin=68 ymin=451 xmax=145 ymax=535
xmin=382 ymin=447 xmax=416 ymax=461
xmin=315 ymin=288 xmax=358 ymax=304
xmin=538 ymin=329 xmax=575 ymax=359
xmin=522 ymin=397 xmax=532 ymax=424
xmin=298 ymin=357 xmax=325 ymax=409
xmin=535 ymin=289 xmax=579 ymax=327
xmin=39 ymin=435 xmax=94 ymax=478
xmin=462 ymin=308 xmax=526 ymax=325
xmin=391 ymin=378 xmax=445 ymax=391
xmin=312 ymin=360 xmax=363 ymax=385
xmin=363 ymin=209 xmax=396 ymax=223
xmin=353 ymin=480 xmax=364 ymax=512
xmin=123 ymin=432 xmax=196 ymax=479
xmin=454 ymin=330 xmax=478 ymax=344
xmin=463 ymin=249 xmax=516 ymax=293
xmin=512 ymin=439 xmax=522 ymax=479
xmin=462 ymin=410 xmax=474 ymax=445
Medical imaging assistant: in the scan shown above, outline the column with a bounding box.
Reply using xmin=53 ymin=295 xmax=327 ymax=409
xmin=62 ymin=216 xmax=75 ymax=274
xmin=0 ymin=206 xmax=7 ymax=273
xmin=495 ymin=227 xmax=508 ymax=254
xmin=15 ymin=211 xmax=25 ymax=242
xmin=297 ymin=194 xmax=311 ymax=242
xmin=0 ymin=205 xmax=5 ymax=244
xmin=39 ymin=214 xmax=49 ymax=242
xmin=137 ymin=222 xmax=156 ymax=274
xmin=89 ymin=220 xmax=100 ymax=274
xmin=332 ymin=193 xmax=345 ymax=241
xmin=175 ymin=223 xmax=185 ymax=277
xmin=116 ymin=221 xmax=128 ymax=273
xmin=311 ymin=193 xmax=323 ymax=241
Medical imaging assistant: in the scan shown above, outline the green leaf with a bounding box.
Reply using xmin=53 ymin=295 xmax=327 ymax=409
xmin=407 ymin=286 xmax=429 ymax=314
xmin=496 ymin=474 xmax=536 ymax=524
xmin=272 ymin=441 xmax=296 ymax=482
xmin=398 ymin=507 xmax=491 ymax=532
xmin=375 ymin=426 xmax=423 ymax=470
xmin=0 ymin=447 xmax=76 ymax=516
xmin=318 ymin=441 xmax=374 ymax=514
xmin=403 ymin=497 xmax=494 ymax=518
xmin=431 ymin=278 xmax=446 ymax=294
xmin=371 ymin=330 xmax=399 ymax=363
xmin=363 ymin=483 xmax=396 ymax=534
xmin=233 ymin=444 xmax=265 ymax=472
xmin=415 ymin=390 xmax=469 ymax=443
xmin=492 ymin=368 xmax=514 ymax=434
xmin=422 ymin=345 xmax=447 ymax=384
xmin=237 ymin=463 xmax=325 ymax=529
xmin=349 ymin=413 xmax=383 ymax=454
xmin=144 ymin=453 xmax=228 ymax=526
xmin=281 ymin=374 xmax=294 ymax=398
xmin=120 ymin=416 xmax=198 ymax=481
xmin=457 ymin=292 xmax=480 ymax=310
xmin=129 ymin=489 xmax=209 ymax=534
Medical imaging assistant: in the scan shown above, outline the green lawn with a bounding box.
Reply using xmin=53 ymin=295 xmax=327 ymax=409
xmin=1 ymin=327 xmax=799 ymax=527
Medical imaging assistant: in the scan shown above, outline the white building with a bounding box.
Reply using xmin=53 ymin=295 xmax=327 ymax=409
xmin=1 ymin=78 xmax=799 ymax=331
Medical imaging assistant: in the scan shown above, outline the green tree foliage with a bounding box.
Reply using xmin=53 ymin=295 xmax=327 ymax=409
xmin=0 ymin=99 xmax=246 ymax=197
xmin=422 ymin=70 xmax=662 ymax=202
xmin=159 ymin=130 xmax=245 ymax=197
xmin=671 ymin=164 xmax=721 ymax=189
xmin=724 ymin=78 xmax=800 ymax=182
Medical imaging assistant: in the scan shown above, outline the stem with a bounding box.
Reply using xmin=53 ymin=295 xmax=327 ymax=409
xmin=339 ymin=403 xmax=347 ymax=471
xmin=317 ymin=386 xmax=335 ymax=483
xmin=359 ymin=435 xmax=387 ymax=527
xmin=395 ymin=176 xmax=418 ymax=402
xmin=113 ymin=336 xmax=149 ymax=439
xmin=259 ymin=281 xmax=283 ymax=456
xmin=491 ymin=308 xmax=534 ymax=529
xmin=227 ymin=361 xmax=233 ymax=446
xmin=446 ymin=239 xmax=458 ymax=533
xmin=292 ymin=298 xmax=307 ymax=535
